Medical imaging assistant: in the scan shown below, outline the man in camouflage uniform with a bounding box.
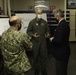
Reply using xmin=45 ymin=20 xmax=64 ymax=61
xmin=27 ymin=8 xmax=50 ymax=75
xmin=1 ymin=16 xmax=33 ymax=75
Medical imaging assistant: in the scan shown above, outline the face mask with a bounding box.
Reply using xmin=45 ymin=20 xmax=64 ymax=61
xmin=18 ymin=23 xmax=22 ymax=31
xmin=37 ymin=14 xmax=42 ymax=19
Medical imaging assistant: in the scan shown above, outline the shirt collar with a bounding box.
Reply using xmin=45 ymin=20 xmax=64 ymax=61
xmin=9 ymin=27 xmax=17 ymax=31
xmin=59 ymin=18 xmax=64 ymax=23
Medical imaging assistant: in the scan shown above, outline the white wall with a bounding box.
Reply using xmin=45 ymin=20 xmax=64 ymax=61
xmin=49 ymin=0 xmax=64 ymax=10
xmin=0 ymin=0 xmax=3 ymax=10
xmin=69 ymin=10 xmax=76 ymax=41
xmin=11 ymin=0 xmax=34 ymax=11
xmin=0 ymin=18 xmax=9 ymax=36
xmin=10 ymin=0 xmax=65 ymax=11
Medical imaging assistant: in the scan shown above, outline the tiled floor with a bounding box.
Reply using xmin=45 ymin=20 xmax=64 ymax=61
xmin=0 ymin=43 xmax=76 ymax=75
xmin=47 ymin=43 xmax=76 ymax=75
xmin=67 ymin=43 xmax=76 ymax=75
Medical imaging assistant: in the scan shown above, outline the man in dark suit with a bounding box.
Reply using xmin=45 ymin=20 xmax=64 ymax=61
xmin=50 ymin=9 xmax=70 ymax=75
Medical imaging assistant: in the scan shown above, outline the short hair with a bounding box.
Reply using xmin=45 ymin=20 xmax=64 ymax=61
xmin=9 ymin=19 xmax=21 ymax=26
xmin=35 ymin=8 xmax=42 ymax=14
xmin=53 ymin=9 xmax=64 ymax=17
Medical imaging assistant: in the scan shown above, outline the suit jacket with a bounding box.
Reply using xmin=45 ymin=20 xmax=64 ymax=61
xmin=52 ymin=19 xmax=70 ymax=60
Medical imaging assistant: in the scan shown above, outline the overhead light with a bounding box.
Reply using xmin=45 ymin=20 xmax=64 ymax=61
xmin=35 ymin=5 xmax=49 ymax=10
xmin=34 ymin=0 xmax=49 ymax=10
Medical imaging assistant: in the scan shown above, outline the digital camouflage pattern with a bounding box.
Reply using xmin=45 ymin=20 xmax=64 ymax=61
xmin=1 ymin=28 xmax=33 ymax=74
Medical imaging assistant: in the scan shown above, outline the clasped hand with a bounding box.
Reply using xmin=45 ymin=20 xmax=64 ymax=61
xmin=32 ymin=32 xmax=40 ymax=38
xmin=45 ymin=33 xmax=50 ymax=38
xmin=49 ymin=37 xmax=54 ymax=41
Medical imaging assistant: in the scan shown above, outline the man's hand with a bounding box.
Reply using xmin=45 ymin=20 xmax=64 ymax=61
xmin=32 ymin=32 xmax=40 ymax=38
xmin=45 ymin=33 xmax=50 ymax=38
xmin=49 ymin=37 xmax=54 ymax=41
